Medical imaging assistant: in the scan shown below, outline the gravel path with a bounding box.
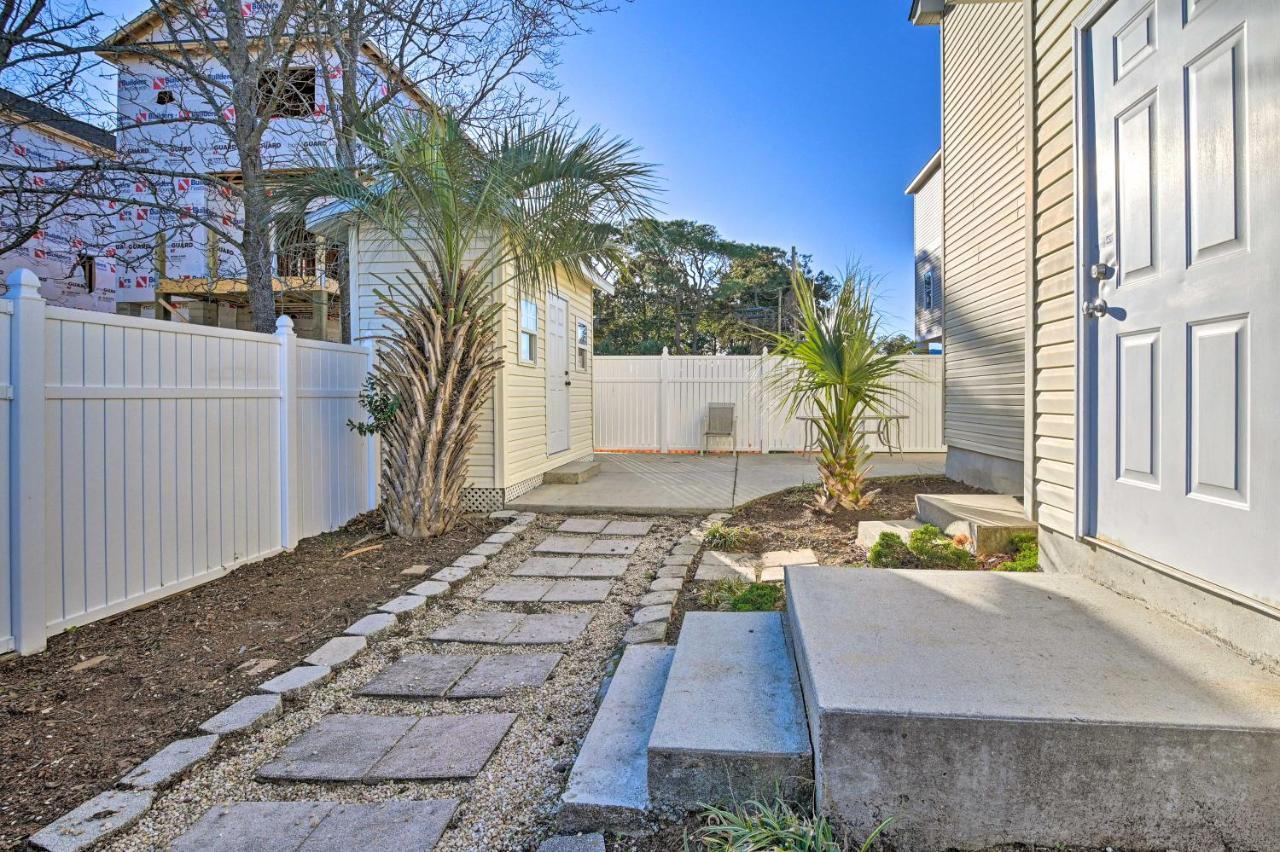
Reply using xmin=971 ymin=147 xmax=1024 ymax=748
xmin=99 ymin=512 xmax=689 ymax=852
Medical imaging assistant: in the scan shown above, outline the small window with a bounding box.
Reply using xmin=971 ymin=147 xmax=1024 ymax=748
xmin=156 ymin=89 xmax=175 ymax=106
xmin=258 ymin=68 xmax=317 ymax=119
xmin=576 ymin=318 xmax=589 ymax=370
xmin=518 ymin=298 xmax=538 ymax=364
xmin=275 ymin=214 xmax=318 ymax=278
xmin=922 ymin=270 xmax=934 ymax=310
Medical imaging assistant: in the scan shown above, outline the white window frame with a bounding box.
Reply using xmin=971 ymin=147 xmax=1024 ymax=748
xmin=518 ymin=297 xmax=538 ymax=365
xmin=575 ymin=317 xmax=590 ymax=371
xmin=922 ymin=269 xmax=934 ymax=311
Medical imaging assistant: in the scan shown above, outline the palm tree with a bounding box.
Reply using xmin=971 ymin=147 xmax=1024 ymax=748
xmin=285 ymin=112 xmax=655 ymax=537
xmin=765 ymin=265 xmax=906 ymax=513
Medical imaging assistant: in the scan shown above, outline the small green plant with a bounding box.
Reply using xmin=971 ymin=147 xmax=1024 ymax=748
xmin=996 ymin=532 xmax=1039 ymax=572
xmin=868 ymin=531 xmax=912 ymax=568
xmin=701 ymin=576 xmax=750 ymax=610
xmin=907 ymin=524 xmax=976 ymax=569
xmin=692 ymin=797 xmax=893 ymax=851
xmin=729 ymin=582 xmax=782 ymax=612
xmin=703 ymin=522 xmax=759 ymax=551
xmin=347 ymin=374 xmax=400 ymax=436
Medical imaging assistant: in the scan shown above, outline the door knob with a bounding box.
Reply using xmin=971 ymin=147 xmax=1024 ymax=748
xmin=1082 ymin=297 xmax=1109 ymax=319
xmin=1090 ymin=262 xmax=1115 ymax=281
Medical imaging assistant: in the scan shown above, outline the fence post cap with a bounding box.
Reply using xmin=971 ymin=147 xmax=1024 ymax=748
xmin=661 ymin=345 xmax=669 ymax=356
xmin=5 ymin=268 xmax=42 ymax=298
xmin=275 ymin=314 xmax=295 ymax=333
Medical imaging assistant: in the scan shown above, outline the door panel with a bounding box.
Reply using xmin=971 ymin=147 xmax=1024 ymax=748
xmin=546 ymin=294 xmax=569 ymax=455
xmin=1084 ymin=0 xmax=1279 ymax=606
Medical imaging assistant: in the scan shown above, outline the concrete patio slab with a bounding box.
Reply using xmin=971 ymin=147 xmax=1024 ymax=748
xmin=504 ymin=612 xmax=592 ymax=645
xmin=785 ymin=566 xmax=1280 ymax=850
xmin=542 ymin=579 xmax=613 ymax=603
xmin=558 ymin=518 xmax=609 ymax=534
xmin=512 ymin=556 xmax=578 ymax=577
xmin=584 ymin=538 xmax=640 ymax=556
xmin=602 ymin=520 xmax=653 ymax=536
xmin=481 ymin=579 xmax=555 ymax=602
xmin=448 ymin=653 xmax=562 ymax=698
xmin=510 ymin=452 xmax=945 ymax=514
xmin=299 ymin=801 xmax=458 ymax=851
xmin=535 ymin=535 xmax=594 ymax=555
xmin=358 ymin=655 xmax=478 ymax=698
xmin=567 ymin=558 xmax=629 ymax=578
xmin=171 ymin=802 xmax=330 ymax=852
xmin=428 ymin=612 xmax=523 ymax=644
xmin=258 ymin=714 xmax=414 ymax=782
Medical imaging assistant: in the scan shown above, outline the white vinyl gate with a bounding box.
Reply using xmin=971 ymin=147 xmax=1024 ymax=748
xmin=593 ymin=350 xmax=944 ymax=453
xmin=2 ymin=269 xmax=376 ymax=655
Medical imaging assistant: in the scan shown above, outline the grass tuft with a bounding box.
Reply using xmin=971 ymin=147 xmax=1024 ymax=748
xmin=691 ymin=797 xmax=893 ymax=851
xmin=994 ymin=531 xmax=1039 ymax=572
xmin=703 ymin=522 xmax=760 ymax=551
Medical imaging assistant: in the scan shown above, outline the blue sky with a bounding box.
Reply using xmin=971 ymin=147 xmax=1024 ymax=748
xmin=93 ymin=0 xmax=941 ymax=333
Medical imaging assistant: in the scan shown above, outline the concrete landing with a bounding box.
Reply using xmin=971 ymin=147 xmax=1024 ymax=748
xmin=560 ymin=645 xmax=675 ymax=834
xmin=914 ymin=493 xmax=1035 ymax=554
xmin=785 ymin=566 xmax=1280 ymax=851
xmin=647 ymin=613 xmax=812 ymax=811
xmin=544 ymin=458 xmax=601 ymax=484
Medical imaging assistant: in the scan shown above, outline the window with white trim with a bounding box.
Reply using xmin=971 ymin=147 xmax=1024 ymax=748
xmin=576 ymin=318 xmax=589 ymax=370
xmin=518 ymin=297 xmax=538 ymax=364
xmin=923 ymin=270 xmax=934 ymax=310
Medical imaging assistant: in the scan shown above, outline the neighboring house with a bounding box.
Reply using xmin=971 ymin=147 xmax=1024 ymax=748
xmin=910 ymin=0 xmax=1280 ymax=662
xmin=0 ymin=90 xmax=119 ymax=312
xmin=95 ymin=11 xmax=424 ymax=339
xmin=905 ymin=150 xmax=942 ymax=344
xmin=914 ymin=0 xmax=1028 ymax=495
xmin=309 ymin=218 xmax=601 ymax=510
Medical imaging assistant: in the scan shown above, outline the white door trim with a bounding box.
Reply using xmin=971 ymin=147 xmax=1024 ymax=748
xmin=545 ymin=292 xmax=570 ymax=456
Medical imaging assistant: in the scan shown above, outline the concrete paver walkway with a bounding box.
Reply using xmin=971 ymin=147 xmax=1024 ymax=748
xmin=510 ymin=452 xmax=946 ymax=514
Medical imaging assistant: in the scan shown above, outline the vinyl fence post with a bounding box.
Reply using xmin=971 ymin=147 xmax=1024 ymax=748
xmin=276 ymin=315 xmax=300 ymax=550
xmin=658 ymin=346 xmax=670 ymax=453
xmin=364 ymin=342 xmax=379 ymax=511
xmin=7 ymin=269 xmax=47 ymax=654
xmin=759 ymin=347 xmax=770 ymax=454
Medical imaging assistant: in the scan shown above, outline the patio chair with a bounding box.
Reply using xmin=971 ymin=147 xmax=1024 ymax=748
xmin=702 ymin=402 xmax=737 ymax=456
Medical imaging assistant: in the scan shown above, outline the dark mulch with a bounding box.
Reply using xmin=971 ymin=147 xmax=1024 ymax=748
xmin=725 ymin=475 xmax=989 ymax=566
xmin=0 ymin=510 xmax=497 ymax=850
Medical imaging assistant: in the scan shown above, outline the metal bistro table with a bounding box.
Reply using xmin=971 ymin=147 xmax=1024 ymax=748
xmin=799 ymin=414 xmax=909 ymax=456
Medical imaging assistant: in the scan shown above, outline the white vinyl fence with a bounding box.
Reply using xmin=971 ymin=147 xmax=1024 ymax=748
xmin=2 ymin=269 xmax=375 ymax=655
xmin=594 ymin=350 xmax=944 ymax=454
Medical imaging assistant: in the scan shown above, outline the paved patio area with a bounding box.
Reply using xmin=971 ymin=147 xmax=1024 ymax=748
xmin=508 ymin=452 xmax=946 ymax=514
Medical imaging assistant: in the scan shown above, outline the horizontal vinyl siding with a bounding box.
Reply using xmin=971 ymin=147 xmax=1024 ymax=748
xmin=913 ymin=169 xmax=943 ymax=340
xmin=941 ymin=1 xmax=1027 ymax=464
xmin=500 ymin=269 xmax=594 ymax=489
xmin=352 ymin=225 xmax=496 ymax=489
xmin=1031 ymin=0 xmax=1088 ymax=534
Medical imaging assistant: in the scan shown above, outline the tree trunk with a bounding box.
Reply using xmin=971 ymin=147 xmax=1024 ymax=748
xmin=240 ymin=169 xmax=277 ymax=334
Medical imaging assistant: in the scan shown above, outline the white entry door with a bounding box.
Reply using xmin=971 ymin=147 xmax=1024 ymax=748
xmin=546 ymin=293 xmax=570 ymax=455
xmin=1083 ymin=0 xmax=1280 ymax=606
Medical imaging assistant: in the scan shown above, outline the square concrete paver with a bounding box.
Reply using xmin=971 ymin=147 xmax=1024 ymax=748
xmin=534 ymin=535 xmax=594 ymax=555
xmin=512 ymin=556 xmax=578 ymax=577
xmin=366 ymin=713 xmax=516 ymax=780
xmin=200 ymin=694 xmax=283 ymax=736
xmin=543 ymin=580 xmax=613 ymax=603
xmin=584 ymin=537 xmax=640 ymax=556
xmin=358 ymin=655 xmax=478 ymax=698
xmin=694 ymin=551 xmax=760 ymax=581
xmin=258 ymin=714 xmax=415 ymax=782
xmin=569 ymin=557 xmax=629 ymax=578
xmin=448 ymin=653 xmax=563 ymax=698
xmin=120 ymin=734 xmax=219 ymax=790
xmin=602 ymin=520 xmax=653 ymax=536
xmin=761 ymin=548 xmax=817 ymax=567
xmin=481 ymin=579 xmax=555 ymax=602
xmin=171 ymin=801 xmax=331 ymax=852
xmin=558 ymin=518 xmax=609 ymax=534
xmin=504 ymin=612 xmax=592 ymax=644
xmin=299 ymin=801 xmax=458 ymax=851
xmin=28 ymin=789 xmax=155 ymax=852
xmin=429 ymin=612 xmax=523 ymax=644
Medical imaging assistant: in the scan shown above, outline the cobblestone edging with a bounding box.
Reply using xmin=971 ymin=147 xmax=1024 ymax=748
xmin=619 ymin=512 xmax=727 ymax=646
xmin=27 ymin=512 xmax=536 ymax=852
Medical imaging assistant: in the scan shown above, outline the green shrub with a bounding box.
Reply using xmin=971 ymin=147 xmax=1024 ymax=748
xmin=703 ymin=522 xmax=759 ymax=551
xmin=693 ymin=797 xmax=892 ymax=852
xmin=730 ymin=583 xmax=782 ymax=612
xmin=701 ymin=576 xmax=749 ymax=610
xmin=907 ymin=524 xmax=976 ymax=570
xmin=996 ymin=532 xmax=1039 ymax=572
xmin=868 ymin=531 xmax=912 ymax=568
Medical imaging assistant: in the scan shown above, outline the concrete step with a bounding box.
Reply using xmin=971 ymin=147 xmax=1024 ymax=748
xmin=785 ymin=565 xmax=1280 ymax=851
xmin=854 ymin=518 xmax=923 ymax=551
xmin=647 ymin=612 xmax=812 ymax=812
xmin=544 ymin=458 xmax=601 ymax=485
xmin=914 ymin=493 xmax=1035 ymax=555
xmin=559 ymin=645 xmax=674 ymax=833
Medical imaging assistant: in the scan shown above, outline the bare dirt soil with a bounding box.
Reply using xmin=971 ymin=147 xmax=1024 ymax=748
xmin=0 ymin=510 xmax=497 ymax=850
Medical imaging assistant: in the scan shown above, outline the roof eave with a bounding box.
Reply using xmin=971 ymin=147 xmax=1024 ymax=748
xmin=909 ymin=0 xmax=946 ymax=25
xmin=905 ymin=149 xmax=943 ymax=195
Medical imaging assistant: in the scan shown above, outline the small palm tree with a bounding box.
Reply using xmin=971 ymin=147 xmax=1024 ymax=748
xmin=765 ymin=266 xmax=905 ymax=513
xmin=285 ymin=112 xmax=654 ymax=537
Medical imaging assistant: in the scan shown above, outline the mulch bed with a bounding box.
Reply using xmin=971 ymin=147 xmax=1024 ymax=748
xmin=666 ymin=475 xmax=990 ymax=642
xmin=0 ymin=510 xmax=498 ymax=851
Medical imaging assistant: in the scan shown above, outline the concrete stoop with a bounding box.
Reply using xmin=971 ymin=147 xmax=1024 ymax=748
xmin=914 ymin=493 xmax=1035 ymax=555
xmin=544 ymin=458 xmax=602 ymax=485
xmin=785 ymin=565 xmax=1280 ymax=851
xmin=560 ymin=613 xmax=813 ymax=832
